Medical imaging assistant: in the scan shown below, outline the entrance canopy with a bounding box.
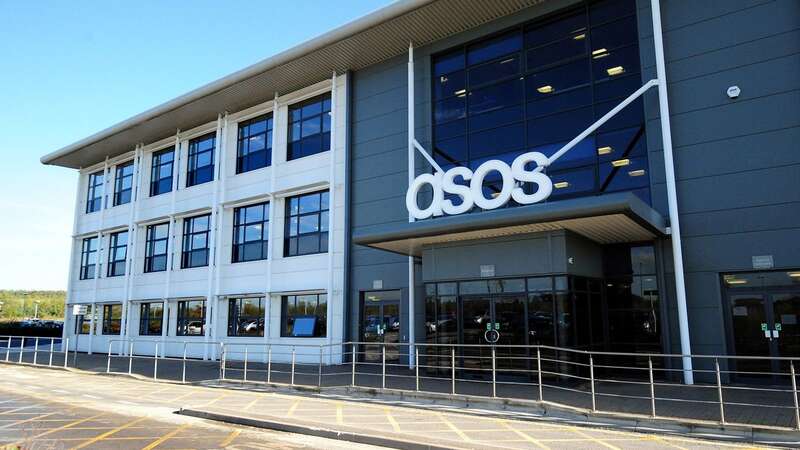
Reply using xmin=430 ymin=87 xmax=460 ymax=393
xmin=354 ymin=192 xmax=667 ymax=257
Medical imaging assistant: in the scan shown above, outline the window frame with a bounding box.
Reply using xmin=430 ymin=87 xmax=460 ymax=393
xmin=75 ymin=305 xmax=94 ymax=335
xmin=227 ymin=297 xmax=265 ymax=337
xmin=113 ymin=160 xmax=134 ymax=206
xmin=281 ymin=293 xmax=328 ymax=338
xmin=176 ymin=299 xmax=206 ymax=337
xmin=283 ymin=191 xmax=329 ymax=257
xmin=150 ymin=147 xmax=175 ymax=197
xmin=86 ymin=170 xmax=104 ymax=213
xmin=287 ymin=94 xmax=332 ymax=161
xmin=79 ymin=236 xmax=98 ymax=280
xmin=144 ymin=222 xmax=169 ymax=273
xmin=102 ymin=304 xmax=122 ymax=335
xmin=236 ymin=113 xmax=273 ymax=174
xmin=106 ymin=230 xmax=128 ymax=277
xmin=232 ymin=202 xmax=270 ymax=263
xmin=138 ymin=302 xmax=164 ymax=336
xmin=181 ymin=214 xmax=211 ymax=269
xmin=186 ymin=132 xmax=216 ymax=187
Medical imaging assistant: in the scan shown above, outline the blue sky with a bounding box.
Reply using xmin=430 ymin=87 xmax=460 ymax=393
xmin=0 ymin=0 xmax=391 ymax=290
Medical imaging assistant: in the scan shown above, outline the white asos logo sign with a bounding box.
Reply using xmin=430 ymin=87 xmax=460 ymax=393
xmin=405 ymin=151 xmax=553 ymax=220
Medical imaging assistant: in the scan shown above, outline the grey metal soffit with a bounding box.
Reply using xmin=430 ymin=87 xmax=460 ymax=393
xmin=41 ymin=0 xmax=547 ymax=169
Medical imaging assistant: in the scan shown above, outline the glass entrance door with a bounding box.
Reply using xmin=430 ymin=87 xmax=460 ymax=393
xmin=729 ymin=294 xmax=772 ymax=376
xmin=772 ymin=293 xmax=800 ymax=374
xmin=460 ymin=296 xmax=492 ymax=371
xmin=494 ymin=294 xmax=527 ymax=371
xmin=361 ymin=290 xmax=401 ymax=363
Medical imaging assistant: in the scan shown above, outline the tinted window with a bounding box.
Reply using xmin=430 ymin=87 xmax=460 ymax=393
xmin=113 ymin=161 xmax=134 ymax=206
xmin=237 ymin=114 xmax=273 ymax=173
xmin=86 ymin=171 xmax=104 ymax=213
xmin=186 ymin=133 xmax=215 ymax=187
xmin=228 ymin=297 xmax=265 ymax=337
xmin=232 ymin=202 xmax=270 ymax=263
xmin=181 ymin=214 xmax=210 ymax=268
xmin=281 ymin=294 xmax=327 ymax=337
xmin=288 ymin=94 xmax=331 ymax=160
xmin=150 ymin=148 xmax=174 ymax=196
xmin=284 ymin=191 xmax=329 ymax=257
xmin=145 ymin=222 xmax=169 ymax=273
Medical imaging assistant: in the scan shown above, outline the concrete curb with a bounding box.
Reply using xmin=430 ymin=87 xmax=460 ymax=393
xmin=179 ymin=408 xmax=473 ymax=450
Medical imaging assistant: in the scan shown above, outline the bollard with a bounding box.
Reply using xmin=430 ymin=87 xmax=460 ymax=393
xmin=182 ymin=342 xmax=187 ymax=384
xmin=19 ymin=337 xmax=24 ymax=364
xmin=128 ymin=341 xmax=134 ymax=375
xmin=451 ymin=346 xmax=456 ymax=395
xmin=267 ymin=346 xmax=272 ymax=384
xmin=537 ymin=347 xmax=543 ymax=402
xmin=648 ymin=357 xmax=656 ymax=418
xmin=351 ymin=343 xmax=356 ymax=387
xmin=33 ymin=337 xmax=39 ymax=365
xmin=63 ymin=337 xmax=70 ymax=368
xmin=791 ymin=361 xmax=799 ymax=431
xmin=48 ymin=338 xmax=54 ymax=367
xmin=415 ymin=347 xmax=420 ymax=392
xmin=715 ymin=358 xmax=725 ymax=424
xmin=491 ymin=346 xmax=496 ymax=398
xmin=291 ymin=348 xmax=296 ymax=386
xmin=153 ymin=343 xmax=159 ymax=381
xmin=244 ymin=345 xmax=249 ymax=382
xmin=381 ymin=345 xmax=386 ymax=390
xmin=106 ymin=341 xmax=112 ymax=373
xmin=589 ymin=355 xmax=596 ymax=412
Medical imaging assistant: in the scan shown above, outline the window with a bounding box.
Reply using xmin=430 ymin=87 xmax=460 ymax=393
xmin=227 ymin=297 xmax=265 ymax=337
xmin=139 ymin=302 xmax=163 ymax=336
xmin=287 ymin=94 xmax=331 ymax=160
xmin=113 ymin=161 xmax=134 ymax=206
xmin=181 ymin=214 xmax=210 ymax=268
xmin=86 ymin=170 xmax=104 ymax=213
xmin=145 ymin=223 xmax=169 ymax=273
xmin=150 ymin=147 xmax=174 ymax=196
xmin=282 ymin=294 xmax=327 ymax=337
xmin=102 ymin=304 xmax=122 ymax=335
xmin=107 ymin=231 xmax=128 ymax=277
xmin=79 ymin=236 xmax=98 ymax=280
xmin=237 ymin=114 xmax=273 ymax=173
xmin=75 ymin=305 xmax=94 ymax=335
xmin=233 ymin=202 xmax=269 ymax=263
xmin=177 ymin=300 xmax=206 ymax=336
xmin=186 ymin=133 xmax=215 ymax=187
xmin=431 ymin=0 xmax=649 ymax=206
xmin=284 ymin=191 xmax=329 ymax=257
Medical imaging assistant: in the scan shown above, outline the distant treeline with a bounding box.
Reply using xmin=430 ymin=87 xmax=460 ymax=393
xmin=0 ymin=290 xmax=65 ymax=320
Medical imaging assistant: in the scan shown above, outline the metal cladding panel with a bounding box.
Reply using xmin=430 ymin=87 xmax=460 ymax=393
xmin=43 ymin=0 xmax=547 ymax=169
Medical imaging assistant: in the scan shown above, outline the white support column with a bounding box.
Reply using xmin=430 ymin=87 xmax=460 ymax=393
xmin=406 ymin=43 xmax=416 ymax=368
xmin=651 ymin=0 xmax=693 ymax=385
xmin=120 ymin=145 xmax=142 ymax=354
xmin=265 ymin=92 xmax=279 ymax=346
xmin=327 ymin=72 xmax=337 ymax=359
xmin=63 ymin=170 xmax=84 ymax=351
xmin=208 ymin=113 xmax=227 ymax=359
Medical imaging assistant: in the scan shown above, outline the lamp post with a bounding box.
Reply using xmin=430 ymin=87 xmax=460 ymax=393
xmin=34 ymin=301 xmax=41 ymax=320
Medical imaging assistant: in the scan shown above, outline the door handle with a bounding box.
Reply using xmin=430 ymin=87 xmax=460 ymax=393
xmin=772 ymin=329 xmax=780 ymax=339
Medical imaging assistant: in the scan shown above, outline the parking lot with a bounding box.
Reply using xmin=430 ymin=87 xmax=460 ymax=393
xmin=0 ymin=363 xmax=787 ymax=449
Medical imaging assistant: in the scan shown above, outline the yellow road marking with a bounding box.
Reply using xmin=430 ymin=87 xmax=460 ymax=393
xmin=568 ymin=427 xmax=622 ymax=450
xmin=384 ymin=408 xmax=401 ymax=432
xmin=10 ymin=412 xmax=105 ymax=445
xmin=650 ymin=434 xmax=689 ymax=450
xmin=0 ymin=411 xmax=60 ymax=429
xmin=141 ymin=423 xmax=190 ymax=450
xmin=438 ymin=413 xmax=472 ymax=442
xmin=72 ymin=416 xmax=149 ymax=449
xmin=498 ymin=420 xmax=550 ymax=449
xmin=336 ymin=403 xmax=344 ymax=425
xmin=219 ymin=429 xmax=241 ymax=447
xmin=199 ymin=393 xmax=231 ymax=408
xmin=286 ymin=400 xmax=300 ymax=418
xmin=243 ymin=398 xmax=260 ymax=411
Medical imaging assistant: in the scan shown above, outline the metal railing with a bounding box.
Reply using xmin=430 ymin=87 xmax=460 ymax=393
xmin=2 ymin=335 xmax=798 ymax=431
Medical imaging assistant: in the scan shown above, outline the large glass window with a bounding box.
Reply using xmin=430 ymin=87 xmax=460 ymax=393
xmin=102 ymin=304 xmax=122 ymax=335
xmin=144 ymin=222 xmax=169 ymax=273
xmin=284 ymin=191 xmax=329 ymax=257
xmin=177 ymin=299 xmax=206 ymax=336
xmin=150 ymin=147 xmax=174 ymax=196
xmin=186 ymin=133 xmax=215 ymax=187
xmin=181 ymin=214 xmax=210 ymax=269
xmin=113 ymin=161 xmax=134 ymax=206
xmin=287 ymin=94 xmax=331 ymax=160
xmin=139 ymin=302 xmax=163 ymax=336
xmin=233 ymin=202 xmax=269 ymax=263
xmin=281 ymin=294 xmax=327 ymax=338
xmin=79 ymin=236 xmax=98 ymax=280
xmin=86 ymin=170 xmax=104 ymax=213
xmin=227 ymin=297 xmax=265 ymax=337
xmin=107 ymin=230 xmax=128 ymax=277
xmin=237 ymin=114 xmax=273 ymax=173
xmin=75 ymin=305 xmax=94 ymax=335
xmin=431 ymin=0 xmax=649 ymax=207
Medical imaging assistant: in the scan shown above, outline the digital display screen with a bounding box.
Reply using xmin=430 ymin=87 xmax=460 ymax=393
xmin=292 ymin=316 xmax=317 ymax=337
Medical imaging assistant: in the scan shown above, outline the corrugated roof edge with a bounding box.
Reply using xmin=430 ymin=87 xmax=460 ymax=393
xmin=40 ymin=0 xmax=433 ymax=166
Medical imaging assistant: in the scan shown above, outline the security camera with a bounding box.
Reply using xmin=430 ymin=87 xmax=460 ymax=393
xmin=726 ymin=86 xmax=741 ymax=99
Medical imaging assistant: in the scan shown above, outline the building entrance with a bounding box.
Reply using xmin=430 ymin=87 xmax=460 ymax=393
xmin=723 ymin=271 xmax=800 ymax=382
xmin=460 ymin=293 xmax=527 ymax=371
xmin=360 ymin=290 xmax=401 ymax=363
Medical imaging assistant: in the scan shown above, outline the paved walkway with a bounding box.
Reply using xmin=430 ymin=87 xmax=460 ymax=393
xmin=0 ymin=364 xmax=794 ymax=449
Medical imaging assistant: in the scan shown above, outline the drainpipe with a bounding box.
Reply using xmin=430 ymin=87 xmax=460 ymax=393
xmin=651 ymin=0 xmax=693 ymax=384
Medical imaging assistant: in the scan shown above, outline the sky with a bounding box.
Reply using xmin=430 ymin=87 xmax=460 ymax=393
xmin=0 ymin=0 xmax=392 ymax=291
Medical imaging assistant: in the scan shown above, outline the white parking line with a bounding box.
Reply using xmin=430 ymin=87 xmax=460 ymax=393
xmin=82 ymin=394 xmax=101 ymax=400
